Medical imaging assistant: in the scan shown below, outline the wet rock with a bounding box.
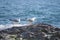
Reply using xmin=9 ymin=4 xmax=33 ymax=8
xmin=0 ymin=23 xmax=60 ymax=40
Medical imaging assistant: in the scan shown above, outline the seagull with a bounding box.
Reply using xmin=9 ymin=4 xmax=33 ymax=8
xmin=27 ymin=17 xmax=36 ymax=24
xmin=9 ymin=18 xmax=21 ymax=24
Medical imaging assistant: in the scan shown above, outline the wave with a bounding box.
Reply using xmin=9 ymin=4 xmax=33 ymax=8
xmin=0 ymin=0 xmax=60 ymax=27
xmin=0 ymin=24 xmax=30 ymax=30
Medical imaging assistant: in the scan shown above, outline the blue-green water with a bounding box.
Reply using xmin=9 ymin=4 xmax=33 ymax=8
xmin=0 ymin=0 xmax=60 ymax=27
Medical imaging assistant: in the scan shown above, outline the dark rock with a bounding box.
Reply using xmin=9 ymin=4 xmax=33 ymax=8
xmin=0 ymin=23 xmax=60 ymax=40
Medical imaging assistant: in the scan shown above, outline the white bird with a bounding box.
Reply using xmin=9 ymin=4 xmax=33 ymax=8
xmin=27 ymin=17 xmax=36 ymax=23
xmin=9 ymin=18 xmax=21 ymax=24
xmin=18 ymin=18 xmax=21 ymax=23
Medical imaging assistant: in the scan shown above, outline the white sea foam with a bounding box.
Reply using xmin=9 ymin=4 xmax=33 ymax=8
xmin=0 ymin=24 xmax=12 ymax=30
xmin=0 ymin=24 xmax=31 ymax=30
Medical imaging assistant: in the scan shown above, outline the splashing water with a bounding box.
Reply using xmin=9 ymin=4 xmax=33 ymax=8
xmin=0 ymin=0 xmax=60 ymax=28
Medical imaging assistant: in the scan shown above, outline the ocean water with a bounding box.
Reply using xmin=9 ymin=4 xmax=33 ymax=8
xmin=0 ymin=0 xmax=60 ymax=27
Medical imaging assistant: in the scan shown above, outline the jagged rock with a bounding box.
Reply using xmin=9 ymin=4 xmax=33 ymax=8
xmin=55 ymin=28 xmax=60 ymax=31
xmin=0 ymin=23 xmax=60 ymax=40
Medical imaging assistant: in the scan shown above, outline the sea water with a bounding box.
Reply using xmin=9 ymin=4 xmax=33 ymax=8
xmin=0 ymin=0 xmax=60 ymax=27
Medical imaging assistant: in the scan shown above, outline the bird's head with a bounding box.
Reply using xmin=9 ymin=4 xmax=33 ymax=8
xmin=31 ymin=17 xmax=36 ymax=21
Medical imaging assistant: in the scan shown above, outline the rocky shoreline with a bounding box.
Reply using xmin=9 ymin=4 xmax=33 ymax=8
xmin=0 ymin=23 xmax=60 ymax=40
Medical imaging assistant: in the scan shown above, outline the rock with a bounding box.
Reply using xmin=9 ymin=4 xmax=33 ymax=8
xmin=0 ymin=23 xmax=60 ymax=40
